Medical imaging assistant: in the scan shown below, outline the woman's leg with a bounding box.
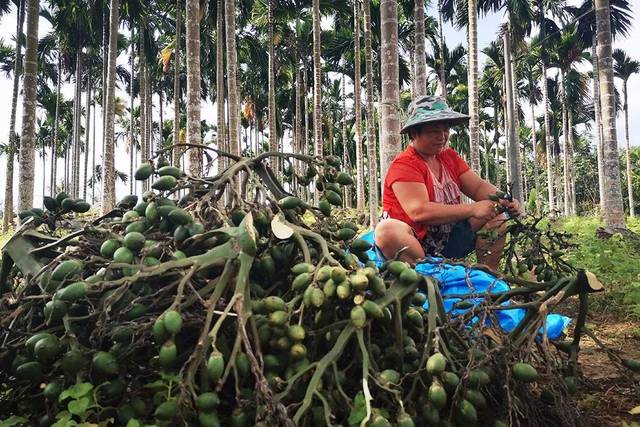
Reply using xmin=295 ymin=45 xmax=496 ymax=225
xmin=374 ymin=219 xmax=424 ymax=264
xmin=468 ymin=214 xmax=508 ymax=270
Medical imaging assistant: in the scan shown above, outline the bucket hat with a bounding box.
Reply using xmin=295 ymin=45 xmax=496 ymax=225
xmin=400 ymin=95 xmax=470 ymax=134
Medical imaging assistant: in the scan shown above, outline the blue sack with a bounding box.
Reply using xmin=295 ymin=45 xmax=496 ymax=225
xmin=358 ymin=230 xmax=571 ymax=340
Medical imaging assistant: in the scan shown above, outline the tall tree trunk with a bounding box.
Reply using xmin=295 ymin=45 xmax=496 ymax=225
xmin=414 ymin=0 xmax=426 ymax=97
xmin=140 ymin=36 xmax=148 ymax=191
xmin=591 ymin=40 xmax=605 ymax=211
xmin=623 ymin=80 xmax=634 ymax=216
xmin=215 ymin=0 xmax=225 ymax=170
xmin=303 ymin=63 xmax=309 ymax=155
xmin=147 ymin=65 xmax=152 ymax=162
xmin=17 ymin=0 xmax=39 ymax=211
xmin=312 ymin=0 xmax=322 ymax=158
xmin=51 ymin=56 xmax=61 ymax=197
xmin=225 ymin=0 xmax=240 ymax=158
xmin=129 ymin=24 xmax=135 ymax=195
xmin=72 ymin=50 xmax=82 ymax=198
xmin=101 ymin=0 xmax=120 ymax=213
xmin=186 ymin=0 xmax=202 ymax=176
xmin=83 ymin=68 xmax=91 ymax=199
xmin=562 ymin=82 xmax=570 ymax=216
xmin=541 ymin=64 xmax=555 ymax=213
xmin=354 ymin=0 xmax=365 ymax=212
xmin=467 ymin=0 xmax=480 ymax=173
xmin=3 ymin=0 xmax=25 ymax=231
xmin=268 ymin=0 xmax=276 ymax=155
xmin=568 ymin=111 xmax=576 ymax=214
xmin=437 ymin=0 xmax=446 ymax=96
xmin=363 ymin=0 xmax=379 ymax=227
xmin=173 ymin=0 xmax=182 ymax=167
xmin=342 ymin=75 xmax=352 ymax=207
xmin=530 ymin=96 xmax=540 ymax=210
xmin=294 ymin=53 xmax=301 ymax=171
xmin=503 ymin=27 xmax=521 ymax=201
xmin=379 ymin=0 xmax=401 ymax=196
xmin=92 ymin=89 xmax=96 ymax=202
xmin=595 ymin=0 xmax=625 ymax=228
xmin=159 ymin=89 xmax=164 ymax=152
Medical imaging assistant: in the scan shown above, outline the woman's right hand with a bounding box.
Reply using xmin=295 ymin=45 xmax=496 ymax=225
xmin=471 ymin=200 xmax=499 ymax=221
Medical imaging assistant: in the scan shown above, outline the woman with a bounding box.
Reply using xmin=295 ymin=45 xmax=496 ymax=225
xmin=374 ymin=95 xmax=521 ymax=270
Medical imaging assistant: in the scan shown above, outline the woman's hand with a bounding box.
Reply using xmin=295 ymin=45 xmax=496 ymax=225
xmin=472 ymin=200 xmax=499 ymax=221
xmin=499 ymin=198 xmax=522 ymax=217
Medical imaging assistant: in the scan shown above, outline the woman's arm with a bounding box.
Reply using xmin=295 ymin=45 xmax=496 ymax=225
xmin=459 ymin=170 xmax=523 ymax=216
xmin=392 ymin=181 xmax=498 ymax=225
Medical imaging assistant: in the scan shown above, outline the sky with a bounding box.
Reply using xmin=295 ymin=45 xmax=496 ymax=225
xmin=0 ymin=0 xmax=638 ymax=210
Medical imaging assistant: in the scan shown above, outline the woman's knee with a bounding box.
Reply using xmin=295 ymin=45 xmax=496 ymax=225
xmin=374 ymin=219 xmax=412 ymax=249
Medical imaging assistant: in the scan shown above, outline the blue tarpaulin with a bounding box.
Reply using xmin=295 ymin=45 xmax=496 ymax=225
xmin=358 ymin=230 xmax=571 ymax=340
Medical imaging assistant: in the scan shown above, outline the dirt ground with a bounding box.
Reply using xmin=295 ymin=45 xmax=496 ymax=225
xmin=570 ymin=311 xmax=640 ymax=426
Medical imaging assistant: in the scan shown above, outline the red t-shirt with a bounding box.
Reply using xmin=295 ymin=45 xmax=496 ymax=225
xmin=382 ymin=145 xmax=470 ymax=240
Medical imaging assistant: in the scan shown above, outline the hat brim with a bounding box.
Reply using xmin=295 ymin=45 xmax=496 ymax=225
xmin=400 ymin=113 xmax=470 ymax=134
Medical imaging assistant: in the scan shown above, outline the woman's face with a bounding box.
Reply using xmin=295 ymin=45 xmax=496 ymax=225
xmin=410 ymin=123 xmax=451 ymax=156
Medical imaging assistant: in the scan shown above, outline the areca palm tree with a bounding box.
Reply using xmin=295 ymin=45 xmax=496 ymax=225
xmin=226 ymin=0 xmax=241 ymax=159
xmin=363 ymin=0 xmax=379 ymax=226
xmin=613 ymin=48 xmax=639 ymax=216
xmin=186 ymin=0 xmax=202 ymax=176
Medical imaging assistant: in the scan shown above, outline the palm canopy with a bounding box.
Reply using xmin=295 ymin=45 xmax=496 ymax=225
xmin=612 ymin=49 xmax=640 ymax=82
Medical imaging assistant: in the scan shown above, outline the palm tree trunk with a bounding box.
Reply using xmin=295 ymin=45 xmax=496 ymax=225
xmin=541 ymin=64 xmax=555 ymax=213
xmin=140 ymin=36 xmax=148 ymax=191
xmin=303 ymin=63 xmax=309 ymax=155
xmin=159 ymin=89 xmax=164 ymax=153
xmin=561 ymin=80 xmax=570 ymax=216
xmin=75 ymin=51 xmax=83 ymax=199
xmin=225 ymin=0 xmax=240 ymax=158
xmin=92 ymin=91 xmax=96 ymax=203
xmin=342 ymin=75 xmax=352 ymax=208
xmin=147 ymin=65 xmax=152 ymax=161
xmin=129 ymin=24 xmax=135 ymax=195
xmin=83 ymin=67 xmax=91 ymax=199
xmin=353 ymin=1 xmax=365 ymax=213
xmin=363 ymin=0 xmax=379 ymax=227
xmin=503 ymin=27 xmax=521 ymax=201
xmin=437 ymin=0 xmax=446 ymax=96
xmin=3 ymin=0 xmax=25 ymax=231
xmin=467 ymin=0 xmax=480 ymax=173
xmin=568 ymin=111 xmax=576 ymax=215
xmin=530 ymin=97 xmax=540 ymax=210
xmin=268 ymin=0 xmax=276 ymax=155
xmin=173 ymin=0 xmax=182 ymax=167
xmin=51 ymin=56 xmax=61 ymax=197
xmin=379 ymin=0 xmax=401 ymax=196
xmin=414 ymin=0 xmax=426 ymax=97
xmin=591 ymin=40 xmax=605 ymax=211
xmin=312 ymin=0 xmax=322 ymax=158
xmin=101 ymin=0 xmax=120 ymax=213
xmin=216 ymin=0 xmax=225 ymax=171
xmin=72 ymin=50 xmax=81 ymax=198
xmin=186 ymin=0 xmax=202 ymax=176
xmin=623 ymin=80 xmax=634 ymax=216
xmin=294 ymin=54 xmax=301 ymax=171
xmin=17 ymin=0 xmax=39 ymax=211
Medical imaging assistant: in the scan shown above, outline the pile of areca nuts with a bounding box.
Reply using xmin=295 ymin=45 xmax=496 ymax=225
xmin=1 ymin=149 xmax=638 ymax=427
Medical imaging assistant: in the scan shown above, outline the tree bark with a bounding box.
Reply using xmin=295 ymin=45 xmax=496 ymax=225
xmin=3 ymin=0 xmax=25 ymax=231
xmin=414 ymin=0 xmax=426 ymax=97
xmin=140 ymin=35 xmax=148 ymax=191
xmin=591 ymin=40 xmax=605 ymax=211
xmin=562 ymin=82 xmax=570 ymax=216
xmin=354 ymin=0 xmax=365 ymax=213
xmin=312 ymin=0 xmax=322 ymax=158
xmin=72 ymin=50 xmax=82 ymax=198
xmin=216 ymin=0 xmax=225 ymax=170
xmin=503 ymin=27 xmax=522 ymax=202
xmin=130 ymin=25 xmax=135 ymax=195
xmin=268 ymin=0 xmax=277 ymax=156
xmin=379 ymin=0 xmax=401 ymax=198
xmin=92 ymin=88 xmax=96 ymax=203
xmin=101 ymin=0 xmax=120 ymax=213
xmin=17 ymin=0 xmax=39 ymax=211
xmin=363 ymin=0 xmax=379 ymax=227
xmin=225 ymin=0 xmax=240 ymax=158
xmin=83 ymin=66 xmax=91 ymax=199
xmin=186 ymin=0 xmax=202 ymax=177
xmin=467 ymin=0 xmax=480 ymax=173
xmin=437 ymin=0 xmax=446 ymax=97
xmin=51 ymin=55 xmax=61 ymax=197
xmin=173 ymin=0 xmax=182 ymax=167
xmin=530 ymin=95 xmax=540 ymax=211
xmin=623 ymin=80 xmax=634 ymax=216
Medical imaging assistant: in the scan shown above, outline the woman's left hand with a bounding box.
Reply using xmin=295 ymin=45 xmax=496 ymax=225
xmin=498 ymin=198 xmax=522 ymax=217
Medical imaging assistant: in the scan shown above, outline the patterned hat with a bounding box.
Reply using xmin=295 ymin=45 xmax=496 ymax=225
xmin=400 ymin=95 xmax=470 ymax=134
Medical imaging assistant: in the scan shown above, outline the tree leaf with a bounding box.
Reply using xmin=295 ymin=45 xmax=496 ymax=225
xmin=347 ymin=392 xmax=366 ymax=427
xmin=59 ymin=382 xmax=93 ymax=401
xmin=126 ymin=420 xmax=141 ymax=427
xmin=629 ymin=405 xmax=640 ymax=415
xmin=68 ymin=397 xmax=90 ymax=416
xmin=0 ymin=416 xmax=29 ymax=427
xmin=271 ymin=215 xmax=294 ymax=239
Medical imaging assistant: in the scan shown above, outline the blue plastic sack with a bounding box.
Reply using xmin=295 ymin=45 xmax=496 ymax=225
xmin=358 ymin=230 xmax=571 ymax=340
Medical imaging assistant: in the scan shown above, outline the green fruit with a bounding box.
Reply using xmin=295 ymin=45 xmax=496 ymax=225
xmin=350 ymin=239 xmax=372 ymax=252
xmin=263 ymin=296 xmax=287 ymax=312
xmin=172 ymin=250 xmax=187 ymax=260
xmin=310 ymin=288 xmax=325 ymax=307
xmin=198 ymin=411 xmax=221 ymax=427
xmin=350 ymin=305 xmax=367 ymax=329
xmin=318 ymin=199 xmax=331 ymax=216
xmin=174 ymin=225 xmax=189 ymax=243
xmin=100 ymin=239 xmax=121 ymax=258
xmin=468 ymin=369 xmax=491 ymax=389
xmin=287 ymin=325 xmax=306 ymax=341
xmin=196 ymin=392 xmax=220 ymax=411
xmin=158 ymin=165 xmax=182 ymax=178
xmin=43 ymin=196 xmax=59 ymax=211
xmin=362 ymin=300 xmax=384 ymax=319
xmin=51 ymin=259 xmax=83 ymax=281
xmin=159 ymin=340 xmax=177 ymax=368
xmin=43 ymin=299 xmax=67 ymax=323
xmin=163 ymin=310 xmax=183 ymax=335
xmin=563 ymin=376 xmax=577 ymax=394
xmin=123 ymin=210 xmax=140 ymax=221
xmin=335 ymin=228 xmax=356 ymax=240
xmin=622 ymin=358 xmax=640 ymax=372
xmin=428 ymin=382 xmax=447 ymax=409
xmin=512 ymin=362 xmax=538 ymax=383
xmin=143 ymin=256 xmax=161 ymax=266
xmin=126 ymin=220 xmax=149 ymax=233
xmin=397 ymin=411 xmax=415 ymax=427
xmin=412 ymin=292 xmax=427 ymax=306
xmin=168 ymin=208 xmax=192 ymax=225
xmin=387 ymin=260 xmax=409 ymax=276
xmin=135 ymin=162 xmax=154 ymax=180
xmin=61 ymin=349 xmax=86 ymax=375
xmin=336 ymin=282 xmax=351 ymax=299
xmin=465 ymin=389 xmax=487 ymax=409
xmin=369 ymin=276 xmax=387 ymax=296
xmin=61 ymin=198 xmax=76 ymax=211
xmin=269 ymin=310 xmax=288 ymax=327
xmin=16 ymin=361 xmax=43 ymax=382
xmin=55 ymin=281 xmax=87 ymax=301
xmin=378 ymin=369 xmax=400 ymax=385
xmin=44 ymin=382 xmax=62 ymax=399
xmin=154 ymin=399 xmax=178 ymax=420
xmin=145 ymin=201 xmax=159 ymax=222
xmin=118 ymin=194 xmax=139 ymax=208
xmin=113 ymin=247 xmax=135 ymax=264
xmin=207 ymin=351 xmax=225 ymax=383
xmin=92 ymin=351 xmax=119 ymax=377
xmin=188 ymin=222 xmax=205 ymax=236
xmin=322 ymin=279 xmax=337 ymax=298
xmin=350 ymin=273 xmax=369 ymax=291
xmin=157 ymin=205 xmax=177 ymax=218
xmin=34 ymin=334 xmax=61 ymax=363
xmin=55 ymin=191 xmax=70 ymax=205
xmin=280 ymin=196 xmax=303 ymax=210
xmin=112 ymin=326 xmax=134 ymax=343
xmin=426 ymin=353 xmax=447 ymax=375
xmin=369 ymin=415 xmax=391 ymax=427
xmin=292 ymin=272 xmax=312 ymax=291
xmin=325 ymin=190 xmax=342 ymax=206
xmin=290 ymin=343 xmax=307 ymax=359
xmin=291 ymin=262 xmax=315 ymax=275
xmin=336 ymin=172 xmax=354 ymax=185
xmin=124 ymin=232 xmax=146 ymax=251
xmin=331 ymin=266 xmax=347 ymax=282
xmin=399 ymin=268 xmax=419 ymax=285
xmin=456 ymin=400 xmax=478 ymax=425
xmin=73 ymin=201 xmax=91 ymax=213
xmin=152 ymin=175 xmax=178 ymax=191
xmin=153 ymin=318 xmax=167 ymax=342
